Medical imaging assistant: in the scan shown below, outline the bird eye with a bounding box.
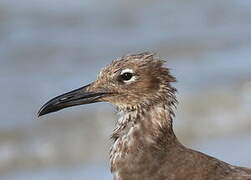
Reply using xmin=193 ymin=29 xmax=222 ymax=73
xmin=120 ymin=72 xmax=133 ymax=81
xmin=118 ymin=69 xmax=136 ymax=83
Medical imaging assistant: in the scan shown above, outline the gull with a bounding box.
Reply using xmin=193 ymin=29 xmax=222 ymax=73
xmin=38 ymin=52 xmax=251 ymax=180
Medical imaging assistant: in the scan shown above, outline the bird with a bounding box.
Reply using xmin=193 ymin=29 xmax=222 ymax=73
xmin=38 ymin=52 xmax=251 ymax=180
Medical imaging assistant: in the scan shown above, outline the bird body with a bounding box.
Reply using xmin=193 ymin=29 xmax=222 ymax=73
xmin=110 ymin=102 xmax=251 ymax=180
xmin=38 ymin=52 xmax=251 ymax=180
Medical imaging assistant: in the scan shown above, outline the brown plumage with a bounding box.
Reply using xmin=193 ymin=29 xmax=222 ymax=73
xmin=38 ymin=52 xmax=251 ymax=180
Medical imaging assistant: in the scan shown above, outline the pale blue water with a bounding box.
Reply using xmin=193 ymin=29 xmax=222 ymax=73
xmin=4 ymin=165 xmax=112 ymax=180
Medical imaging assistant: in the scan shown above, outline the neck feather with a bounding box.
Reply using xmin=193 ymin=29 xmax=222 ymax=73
xmin=110 ymin=100 xmax=178 ymax=175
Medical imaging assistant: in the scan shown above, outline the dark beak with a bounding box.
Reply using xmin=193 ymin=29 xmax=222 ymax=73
xmin=38 ymin=84 xmax=110 ymax=117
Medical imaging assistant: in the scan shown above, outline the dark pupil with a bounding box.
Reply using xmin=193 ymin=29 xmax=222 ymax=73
xmin=121 ymin=72 xmax=133 ymax=81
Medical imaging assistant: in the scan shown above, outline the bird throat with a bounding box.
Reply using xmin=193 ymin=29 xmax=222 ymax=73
xmin=110 ymin=102 xmax=177 ymax=177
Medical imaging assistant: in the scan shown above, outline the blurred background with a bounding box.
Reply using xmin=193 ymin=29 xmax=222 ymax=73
xmin=1 ymin=0 xmax=251 ymax=179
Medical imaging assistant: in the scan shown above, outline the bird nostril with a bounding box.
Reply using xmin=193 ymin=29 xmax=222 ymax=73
xmin=59 ymin=96 xmax=72 ymax=102
xmin=60 ymin=97 xmax=67 ymax=101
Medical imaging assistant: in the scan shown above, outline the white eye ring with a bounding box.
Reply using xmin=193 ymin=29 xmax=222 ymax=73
xmin=120 ymin=69 xmax=134 ymax=75
xmin=120 ymin=69 xmax=136 ymax=83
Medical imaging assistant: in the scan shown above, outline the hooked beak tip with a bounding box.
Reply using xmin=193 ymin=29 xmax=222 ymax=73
xmin=37 ymin=108 xmax=50 ymax=117
xmin=37 ymin=101 xmax=60 ymax=117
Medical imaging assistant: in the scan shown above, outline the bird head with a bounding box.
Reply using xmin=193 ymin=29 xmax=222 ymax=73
xmin=38 ymin=52 xmax=176 ymax=116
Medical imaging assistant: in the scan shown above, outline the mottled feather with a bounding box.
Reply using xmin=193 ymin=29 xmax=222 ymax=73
xmin=98 ymin=52 xmax=251 ymax=180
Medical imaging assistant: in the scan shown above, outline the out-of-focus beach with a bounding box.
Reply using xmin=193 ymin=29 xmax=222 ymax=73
xmin=0 ymin=0 xmax=251 ymax=179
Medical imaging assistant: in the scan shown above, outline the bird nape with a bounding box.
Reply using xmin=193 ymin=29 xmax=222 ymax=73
xmin=38 ymin=52 xmax=251 ymax=180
